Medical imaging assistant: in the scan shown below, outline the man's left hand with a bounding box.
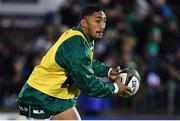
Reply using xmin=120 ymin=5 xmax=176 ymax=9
xmin=109 ymin=66 xmax=121 ymax=80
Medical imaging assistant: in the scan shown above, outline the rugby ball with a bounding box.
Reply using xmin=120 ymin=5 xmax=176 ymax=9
xmin=119 ymin=68 xmax=140 ymax=98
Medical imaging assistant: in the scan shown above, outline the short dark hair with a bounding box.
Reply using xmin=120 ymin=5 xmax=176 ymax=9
xmin=80 ymin=5 xmax=105 ymax=19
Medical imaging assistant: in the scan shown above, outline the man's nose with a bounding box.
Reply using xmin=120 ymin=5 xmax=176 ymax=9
xmin=100 ymin=23 xmax=105 ymax=30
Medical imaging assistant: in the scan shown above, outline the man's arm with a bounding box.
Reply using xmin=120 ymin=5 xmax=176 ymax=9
xmin=92 ymin=59 xmax=122 ymax=81
xmin=92 ymin=59 xmax=110 ymax=77
xmin=69 ymin=58 xmax=115 ymax=98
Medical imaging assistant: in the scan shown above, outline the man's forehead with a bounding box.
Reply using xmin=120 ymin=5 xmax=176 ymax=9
xmin=92 ymin=11 xmax=106 ymax=18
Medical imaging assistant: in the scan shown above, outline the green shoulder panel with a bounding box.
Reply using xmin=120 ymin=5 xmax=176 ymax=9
xmin=55 ymin=35 xmax=87 ymax=70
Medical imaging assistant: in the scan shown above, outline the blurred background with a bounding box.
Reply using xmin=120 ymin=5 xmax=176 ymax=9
xmin=0 ymin=0 xmax=180 ymax=120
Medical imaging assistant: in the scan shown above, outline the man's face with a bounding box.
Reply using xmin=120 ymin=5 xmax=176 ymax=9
xmin=84 ymin=11 xmax=106 ymax=40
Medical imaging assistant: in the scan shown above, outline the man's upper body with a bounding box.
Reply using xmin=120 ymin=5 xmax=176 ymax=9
xmin=16 ymin=5 xmax=132 ymax=120
xmin=18 ymin=5 xmax=131 ymax=101
xmin=27 ymin=25 xmax=115 ymax=99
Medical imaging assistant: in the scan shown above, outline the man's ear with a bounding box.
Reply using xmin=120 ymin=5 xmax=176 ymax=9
xmin=80 ymin=19 xmax=87 ymax=28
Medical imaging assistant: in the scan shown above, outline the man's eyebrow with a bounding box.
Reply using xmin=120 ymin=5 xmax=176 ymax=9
xmin=95 ymin=16 xmax=106 ymax=19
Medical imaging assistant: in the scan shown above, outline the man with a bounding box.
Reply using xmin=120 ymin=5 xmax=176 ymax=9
xmin=17 ymin=5 xmax=131 ymax=120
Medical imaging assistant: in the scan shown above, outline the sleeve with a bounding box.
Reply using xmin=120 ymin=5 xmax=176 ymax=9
xmin=92 ymin=59 xmax=110 ymax=77
xmin=55 ymin=36 xmax=115 ymax=98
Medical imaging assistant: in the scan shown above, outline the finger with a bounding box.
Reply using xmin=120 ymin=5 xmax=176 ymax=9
xmin=126 ymin=87 xmax=132 ymax=93
xmin=116 ymin=66 xmax=121 ymax=72
xmin=116 ymin=66 xmax=121 ymax=74
xmin=115 ymin=76 xmax=122 ymax=81
xmin=124 ymin=90 xmax=131 ymax=95
xmin=112 ymin=66 xmax=121 ymax=75
xmin=110 ymin=75 xmax=117 ymax=80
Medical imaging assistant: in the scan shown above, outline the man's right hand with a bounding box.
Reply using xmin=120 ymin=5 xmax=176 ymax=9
xmin=114 ymin=76 xmax=132 ymax=96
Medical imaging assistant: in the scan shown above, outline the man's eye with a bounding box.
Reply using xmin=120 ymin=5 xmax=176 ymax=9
xmin=96 ymin=20 xmax=101 ymax=23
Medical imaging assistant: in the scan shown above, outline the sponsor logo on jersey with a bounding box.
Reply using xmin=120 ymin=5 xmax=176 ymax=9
xmin=33 ymin=110 xmax=44 ymax=114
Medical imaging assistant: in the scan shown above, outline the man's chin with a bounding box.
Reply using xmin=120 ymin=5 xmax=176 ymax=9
xmin=94 ymin=36 xmax=103 ymax=40
xmin=91 ymin=35 xmax=103 ymax=40
xmin=93 ymin=38 xmax=101 ymax=41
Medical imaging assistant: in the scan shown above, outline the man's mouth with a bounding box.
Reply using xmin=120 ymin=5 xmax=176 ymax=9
xmin=96 ymin=31 xmax=103 ymax=34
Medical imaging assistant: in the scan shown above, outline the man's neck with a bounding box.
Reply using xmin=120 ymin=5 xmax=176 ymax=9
xmin=80 ymin=25 xmax=92 ymax=41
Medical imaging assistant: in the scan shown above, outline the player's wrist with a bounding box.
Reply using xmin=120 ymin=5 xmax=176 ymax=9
xmin=108 ymin=68 xmax=113 ymax=77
